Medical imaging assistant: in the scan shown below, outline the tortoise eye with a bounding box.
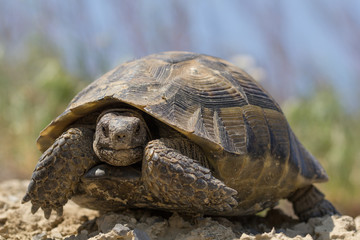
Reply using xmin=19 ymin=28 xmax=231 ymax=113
xmin=135 ymin=124 xmax=141 ymax=134
xmin=102 ymin=125 xmax=108 ymax=137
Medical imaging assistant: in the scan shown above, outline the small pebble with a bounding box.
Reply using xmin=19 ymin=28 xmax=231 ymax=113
xmin=354 ymin=216 xmax=360 ymax=231
xmin=51 ymin=231 xmax=62 ymax=239
xmin=7 ymin=195 xmax=19 ymax=203
xmin=95 ymin=168 xmax=105 ymax=177
xmin=112 ymin=223 xmax=130 ymax=235
xmin=32 ymin=232 xmax=47 ymax=240
xmin=133 ymin=228 xmax=151 ymax=240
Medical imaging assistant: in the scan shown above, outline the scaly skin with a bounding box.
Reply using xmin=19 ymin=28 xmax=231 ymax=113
xmin=288 ymin=185 xmax=340 ymax=221
xmin=143 ymin=137 xmax=238 ymax=214
xmin=22 ymin=127 xmax=100 ymax=219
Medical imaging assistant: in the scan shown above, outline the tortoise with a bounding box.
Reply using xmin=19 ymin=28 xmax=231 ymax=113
xmin=23 ymin=51 xmax=339 ymax=221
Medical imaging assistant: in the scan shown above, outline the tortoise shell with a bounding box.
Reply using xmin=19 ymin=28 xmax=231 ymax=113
xmin=37 ymin=52 xmax=327 ymax=212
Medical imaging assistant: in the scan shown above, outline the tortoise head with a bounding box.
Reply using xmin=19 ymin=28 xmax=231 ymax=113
xmin=93 ymin=109 xmax=151 ymax=166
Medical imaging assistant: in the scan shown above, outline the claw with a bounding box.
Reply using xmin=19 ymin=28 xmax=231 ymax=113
xmin=43 ymin=208 xmax=52 ymax=219
xmin=227 ymin=196 xmax=238 ymax=207
xmin=56 ymin=207 xmax=63 ymax=217
xmin=223 ymin=203 xmax=233 ymax=212
xmin=59 ymin=197 xmax=68 ymax=206
xmin=22 ymin=194 xmax=31 ymax=203
xmin=31 ymin=204 xmax=40 ymax=214
xmin=223 ymin=186 xmax=238 ymax=196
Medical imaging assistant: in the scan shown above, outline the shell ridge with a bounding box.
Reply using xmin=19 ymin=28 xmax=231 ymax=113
xmin=219 ymin=71 xmax=249 ymax=106
xmin=212 ymin=110 xmax=236 ymax=152
xmin=232 ymin=71 xmax=281 ymax=112
xmin=260 ymin=108 xmax=289 ymax=187
xmin=150 ymin=63 xmax=172 ymax=83
xmin=216 ymin=108 xmax=247 ymax=155
xmin=289 ymin=130 xmax=328 ymax=182
xmin=242 ymin=106 xmax=271 ymax=158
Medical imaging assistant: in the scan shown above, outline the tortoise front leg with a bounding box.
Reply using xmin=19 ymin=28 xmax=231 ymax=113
xmin=288 ymin=185 xmax=340 ymax=221
xmin=22 ymin=127 xmax=100 ymax=219
xmin=142 ymin=137 xmax=238 ymax=214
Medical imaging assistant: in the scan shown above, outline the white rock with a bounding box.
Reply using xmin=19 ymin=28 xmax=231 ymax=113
xmin=112 ymin=223 xmax=130 ymax=235
xmin=354 ymin=216 xmax=360 ymax=231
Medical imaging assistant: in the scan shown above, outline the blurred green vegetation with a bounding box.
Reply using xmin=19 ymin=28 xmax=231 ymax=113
xmin=0 ymin=44 xmax=359 ymax=216
xmin=283 ymin=86 xmax=360 ymax=215
xmin=0 ymin=43 xmax=86 ymax=177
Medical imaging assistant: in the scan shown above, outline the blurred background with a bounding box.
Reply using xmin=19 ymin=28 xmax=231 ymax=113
xmin=0 ymin=1 xmax=359 ymax=216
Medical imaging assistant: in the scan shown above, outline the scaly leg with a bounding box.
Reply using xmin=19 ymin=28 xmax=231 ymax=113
xmin=22 ymin=127 xmax=100 ymax=218
xmin=142 ymin=137 xmax=238 ymax=214
xmin=288 ymin=185 xmax=340 ymax=221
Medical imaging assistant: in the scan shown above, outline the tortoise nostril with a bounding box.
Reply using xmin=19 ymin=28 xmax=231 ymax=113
xmin=116 ymin=134 xmax=126 ymax=141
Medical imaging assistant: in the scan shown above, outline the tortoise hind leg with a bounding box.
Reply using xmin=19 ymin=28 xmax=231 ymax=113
xmin=142 ymin=137 xmax=238 ymax=214
xmin=288 ymin=185 xmax=340 ymax=221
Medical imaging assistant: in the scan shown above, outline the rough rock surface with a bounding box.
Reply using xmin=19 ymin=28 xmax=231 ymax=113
xmin=0 ymin=180 xmax=359 ymax=240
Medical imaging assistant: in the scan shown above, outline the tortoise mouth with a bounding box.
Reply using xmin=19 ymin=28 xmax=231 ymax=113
xmin=97 ymin=146 xmax=144 ymax=167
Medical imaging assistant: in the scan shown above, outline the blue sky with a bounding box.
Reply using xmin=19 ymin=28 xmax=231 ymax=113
xmin=0 ymin=0 xmax=359 ymax=107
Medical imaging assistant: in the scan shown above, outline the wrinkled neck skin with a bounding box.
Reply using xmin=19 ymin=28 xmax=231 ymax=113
xmin=93 ymin=109 xmax=150 ymax=167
